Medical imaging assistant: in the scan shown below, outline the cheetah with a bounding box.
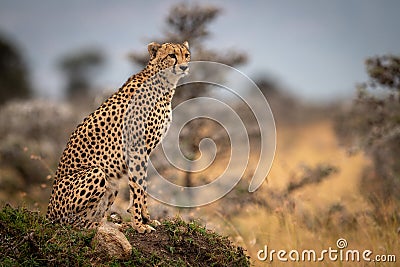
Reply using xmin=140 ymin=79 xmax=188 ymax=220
xmin=47 ymin=41 xmax=190 ymax=233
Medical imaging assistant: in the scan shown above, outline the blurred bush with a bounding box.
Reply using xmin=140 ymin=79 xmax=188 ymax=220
xmin=58 ymin=48 xmax=105 ymax=101
xmin=0 ymin=100 xmax=78 ymax=196
xmin=336 ymin=55 xmax=400 ymax=203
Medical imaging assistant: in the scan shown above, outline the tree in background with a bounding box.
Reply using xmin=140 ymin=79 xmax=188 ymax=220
xmin=58 ymin=48 xmax=105 ymax=101
xmin=336 ymin=55 xmax=400 ymax=206
xmin=0 ymin=34 xmax=32 ymax=105
xmin=129 ymin=3 xmax=247 ymax=192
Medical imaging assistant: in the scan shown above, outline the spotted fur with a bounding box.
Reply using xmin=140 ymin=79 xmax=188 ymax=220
xmin=47 ymin=41 xmax=190 ymax=233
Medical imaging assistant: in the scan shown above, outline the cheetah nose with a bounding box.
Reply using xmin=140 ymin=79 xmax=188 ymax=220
xmin=179 ymin=65 xmax=188 ymax=71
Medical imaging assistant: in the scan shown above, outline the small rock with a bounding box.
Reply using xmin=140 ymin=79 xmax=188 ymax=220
xmin=92 ymin=224 xmax=132 ymax=260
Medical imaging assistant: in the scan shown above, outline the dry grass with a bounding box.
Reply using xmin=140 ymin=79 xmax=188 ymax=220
xmin=195 ymin=119 xmax=399 ymax=266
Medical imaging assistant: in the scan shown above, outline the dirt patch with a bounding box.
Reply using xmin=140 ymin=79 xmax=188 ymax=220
xmin=123 ymin=219 xmax=249 ymax=266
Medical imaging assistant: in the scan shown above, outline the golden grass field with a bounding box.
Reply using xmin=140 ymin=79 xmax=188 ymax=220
xmin=189 ymin=119 xmax=399 ymax=266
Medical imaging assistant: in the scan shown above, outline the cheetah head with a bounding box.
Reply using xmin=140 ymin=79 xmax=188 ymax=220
xmin=147 ymin=41 xmax=190 ymax=76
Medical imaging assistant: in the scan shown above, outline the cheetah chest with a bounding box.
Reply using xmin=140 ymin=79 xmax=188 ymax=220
xmin=146 ymin=99 xmax=172 ymax=152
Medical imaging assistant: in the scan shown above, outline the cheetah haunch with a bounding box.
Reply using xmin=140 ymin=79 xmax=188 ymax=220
xmin=47 ymin=41 xmax=190 ymax=233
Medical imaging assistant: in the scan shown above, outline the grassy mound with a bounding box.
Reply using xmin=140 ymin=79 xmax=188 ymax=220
xmin=0 ymin=204 xmax=250 ymax=266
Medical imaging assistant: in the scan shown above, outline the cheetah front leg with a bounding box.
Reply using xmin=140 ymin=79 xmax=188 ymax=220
xmin=126 ymin=151 xmax=157 ymax=233
xmin=140 ymin=179 xmax=161 ymax=228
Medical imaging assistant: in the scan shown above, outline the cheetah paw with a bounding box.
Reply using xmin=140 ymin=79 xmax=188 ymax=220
xmin=141 ymin=224 xmax=156 ymax=233
xmin=131 ymin=223 xmax=156 ymax=234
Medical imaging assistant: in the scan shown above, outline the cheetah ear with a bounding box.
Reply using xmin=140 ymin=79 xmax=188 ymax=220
xmin=148 ymin=42 xmax=161 ymax=58
xmin=183 ymin=41 xmax=189 ymax=49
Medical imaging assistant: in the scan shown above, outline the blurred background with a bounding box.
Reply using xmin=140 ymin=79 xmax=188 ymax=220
xmin=1 ymin=1 xmax=399 ymax=265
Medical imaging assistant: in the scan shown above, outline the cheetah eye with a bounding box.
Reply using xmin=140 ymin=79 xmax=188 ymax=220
xmin=168 ymin=53 xmax=177 ymax=59
xmin=185 ymin=53 xmax=190 ymax=58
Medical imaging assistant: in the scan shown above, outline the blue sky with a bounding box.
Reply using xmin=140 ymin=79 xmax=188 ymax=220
xmin=1 ymin=0 xmax=399 ymax=102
